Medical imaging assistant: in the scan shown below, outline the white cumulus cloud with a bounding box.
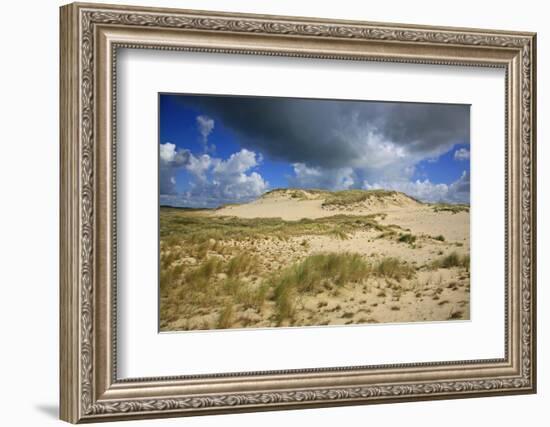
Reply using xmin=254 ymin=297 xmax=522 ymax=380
xmin=213 ymin=149 xmax=258 ymax=175
xmin=290 ymin=163 xmax=355 ymax=190
xmin=363 ymin=170 xmax=470 ymax=204
xmin=196 ymin=115 xmax=215 ymax=152
xmin=454 ymin=148 xmax=470 ymax=161
xmin=160 ymin=142 xmax=176 ymax=163
xmin=186 ymin=153 xmax=213 ymax=182
xmin=159 ymin=143 xmax=268 ymax=207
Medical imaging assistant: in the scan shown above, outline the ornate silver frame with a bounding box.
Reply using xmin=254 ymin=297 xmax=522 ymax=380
xmin=60 ymin=2 xmax=536 ymax=423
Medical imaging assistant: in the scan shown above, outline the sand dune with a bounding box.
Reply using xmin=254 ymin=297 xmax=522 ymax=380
xmin=217 ymin=197 xmax=328 ymax=220
xmin=160 ymin=189 xmax=470 ymax=332
xmin=215 ymin=188 xmax=422 ymax=220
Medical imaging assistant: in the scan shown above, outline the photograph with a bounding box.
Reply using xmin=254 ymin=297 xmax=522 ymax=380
xmin=58 ymin=3 xmax=536 ymax=421
xmin=159 ymin=94 xmax=471 ymax=331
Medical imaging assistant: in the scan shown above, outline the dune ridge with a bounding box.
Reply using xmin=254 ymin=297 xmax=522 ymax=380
xmin=215 ymin=188 xmax=427 ymax=220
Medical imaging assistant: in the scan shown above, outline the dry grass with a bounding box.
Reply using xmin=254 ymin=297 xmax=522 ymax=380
xmin=159 ymin=204 xmax=469 ymax=331
xmin=160 ymin=207 xmax=389 ymax=245
xmin=431 ymin=203 xmax=470 ymax=214
xmin=273 ymin=281 xmax=296 ymax=323
xmin=448 ymin=308 xmax=464 ymax=320
xmin=430 ymin=251 xmax=470 ymax=270
xmin=217 ymin=302 xmax=235 ymax=329
xmin=261 ymin=188 xmax=326 ymax=200
xmin=374 ymin=257 xmax=415 ymax=281
xmin=226 ymin=252 xmax=260 ymax=277
xmin=397 ymin=233 xmax=417 ymax=245
xmin=377 ymin=230 xmax=397 ymax=239
xmin=235 ymin=283 xmax=269 ymax=311
xmin=329 ymin=228 xmax=350 ymax=240
xmin=322 ymin=189 xmax=399 ymax=206
xmin=184 ymin=257 xmax=223 ymax=290
xmin=266 ymin=253 xmax=415 ymax=322
xmin=307 ymin=253 xmax=369 ymax=287
xmin=269 ymin=253 xmax=371 ymax=322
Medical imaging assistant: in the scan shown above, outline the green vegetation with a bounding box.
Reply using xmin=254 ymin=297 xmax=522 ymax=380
xmin=183 ymin=257 xmax=223 ymax=290
xmin=161 ymin=244 xmax=420 ymax=328
xmin=159 ymin=201 xmax=470 ymax=331
xmin=431 ymin=203 xmax=470 ymax=214
xmin=374 ymin=257 xmax=415 ymax=281
xmin=226 ymin=252 xmax=260 ymax=277
xmin=329 ymin=228 xmax=350 ymax=240
xmin=261 ymin=188 xmax=412 ymax=206
xmin=217 ymin=302 xmax=235 ymax=329
xmin=430 ymin=251 xmax=470 ymax=270
xmin=377 ymin=230 xmax=397 ymax=239
xmin=448 ymin=308 xmax=464 ymax=320
xmin=322 ymin=189 xmax=400 ymax=207
xmin=272 ymin=252 xmax=370 ymax=293
xmin=267 ymin=253 xmax=415 ymax=322
xmin=261 ymin=188 xmax=326 ymax=200
xmin=235 ymin=283 xmax=268 ymax=311
xmin=269 ymin=253 xmax=372 ymax=323
xmin=159 ymin=208 xmax=402 ymax=330
xmin=221 ymin=278 xmax=267 ymax=311
xmin=160 ymin=207 xmax=390 ymax=244
xmin=398 ymin=233 xmax=417 ymax=245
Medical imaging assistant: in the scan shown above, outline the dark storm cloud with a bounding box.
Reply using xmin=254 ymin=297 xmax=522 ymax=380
xmin=173 ymin=95 xmax=470 ymax=170
xmin=364 ymin=102 xmax=470 ymax=153
xmin=448 ymin=170 xmax=470 ymax=203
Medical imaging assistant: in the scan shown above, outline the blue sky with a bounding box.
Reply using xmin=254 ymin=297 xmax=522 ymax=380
xmin=159 ymin=93 xmax=470 ymax=208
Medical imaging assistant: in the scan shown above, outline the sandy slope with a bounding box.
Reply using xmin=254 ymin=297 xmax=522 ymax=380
xmin=217 ymin=198 xmax=329 ymax=220
xmin=215 ymin=189 xmax=422 ymax=220
xmin=161 ymin=189 xmax=470 ymax=331
xmin=215 ymin=189 xmax=469 ymax=249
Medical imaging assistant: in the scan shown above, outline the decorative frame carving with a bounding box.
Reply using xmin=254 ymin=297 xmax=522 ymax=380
xmin=60 ymin=2 xmax=536 ymax=423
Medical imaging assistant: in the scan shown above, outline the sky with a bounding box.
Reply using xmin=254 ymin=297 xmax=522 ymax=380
xmin=159 ymin=93 xmax=470 ymax=208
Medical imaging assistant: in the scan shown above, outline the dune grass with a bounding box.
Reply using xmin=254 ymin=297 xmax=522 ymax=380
xmin=397 ymin=233 xmax=417 ymax=245
xmin=430 ymin=251 xmax=470 ymax=271
xmin=431 ymin=204 xmax=470 ymax=214
xmin=322 ymin=189 xmax=400 ymax=207
xmin=374 ymin=257 xmax=415 ymax=281
xmin=266 ymin=253 xmax=415 ymax=323
xmin=235 ymin=283 xmax=269 ymax=311
xmin=217 ymin=302 xmax=235 ymax=329
xmin=263 ymin=188 xmax=402 ymax=206
xmin=269 ymin=252 xmax=371 ymax=323
xmin=377 ymin=230 xmax=397 ymax=239
xmin=329 ymin=228 xmax=350 ymax=240
xmin=161 ymin=245 xmax=419 ymax=328
xmin=159 ymin=207 xmax=469 ymax=331
xmin=261 ymin=188 xmax=327 ymax=200
xmin=184 ymin=257 xmax=223 ymax=290
xmin=226 ymin=252 xmax=260 ymax=277
xmin=160 ymin=208 xmax=390 ymax=246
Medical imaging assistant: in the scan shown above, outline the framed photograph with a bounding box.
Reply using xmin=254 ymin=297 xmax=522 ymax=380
xmin=60 ymin=2 xmax=537 ymax=423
